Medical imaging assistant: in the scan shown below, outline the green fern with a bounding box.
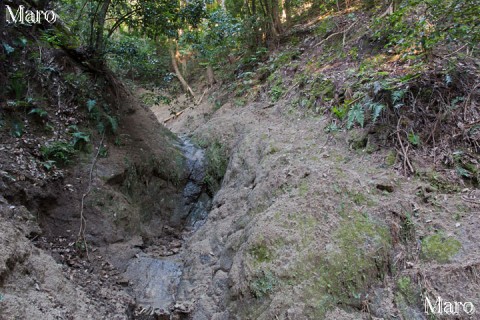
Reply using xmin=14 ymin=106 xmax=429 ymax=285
xmin=332 ymin=104 xmax=349 ymax=120
xmin=347 ymin=103 xmax=365 ymax=129
xmin=106 ymin=115 xmax=118 ymax=133
xmin=368 ymin=102 xmax=385 ymax=123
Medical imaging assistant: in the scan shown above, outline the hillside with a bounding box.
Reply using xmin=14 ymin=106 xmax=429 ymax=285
xmin=1 ymin=0 xmax=479 ymax=319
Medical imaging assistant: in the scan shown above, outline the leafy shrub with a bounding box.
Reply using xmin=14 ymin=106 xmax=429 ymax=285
xmin=106 ymin=35 xmax=170 ymax=85
xmin=373 ymin=0 xmax=480 ymax=57
xmin=71 ymin=131 xmax=90 ymax=149
xmin=41 ymin=141 xmax=76 ymax=165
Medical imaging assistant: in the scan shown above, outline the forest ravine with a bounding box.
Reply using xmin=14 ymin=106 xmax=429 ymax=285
xmin=1 ymin=0 xmax=479 ymax=319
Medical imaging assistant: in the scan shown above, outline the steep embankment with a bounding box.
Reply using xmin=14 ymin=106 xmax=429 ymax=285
xmin=151 ymin=12 xmax=479 ymax=319
xmin=0 ymin=25 xmax=191 ymax=318
xmin=155 ymin=87 xmax=479 ymax=319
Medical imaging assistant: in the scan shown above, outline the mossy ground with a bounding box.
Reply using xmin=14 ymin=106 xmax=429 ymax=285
xmin=422 ymin=233 xmax=461 ymax=263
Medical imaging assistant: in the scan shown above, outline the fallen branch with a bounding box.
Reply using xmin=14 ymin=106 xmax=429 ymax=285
xmin=195 ymin=88 xmax=208 ymax=105
xmin=396 ymin=117 xmax=415 ymax=175
xmin=163 ymin=110 xmax=185 ymax=123
xmin=78 ymin=132 xmax=105 ymax=259
xmin=314 ymin=20 xmax=358 ymax=49
xmin=163 ymin=88 xmax=209 ymax=123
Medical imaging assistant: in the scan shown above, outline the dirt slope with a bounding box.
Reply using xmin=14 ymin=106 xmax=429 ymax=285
xmin=0 ymin=37 xmax=189 ymax=317
xmin=152 ymin=47 xmax=479 ymax=319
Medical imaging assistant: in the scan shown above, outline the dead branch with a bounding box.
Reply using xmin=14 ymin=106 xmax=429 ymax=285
xmin=396 ymin=117 xmax=415 ymax=175
xmin=163 ymin=110 xmax=185 ymax=123
xmin=313 ymin=21 xmax=358 ymax=49
xmin=195 ymin=88 xmax=208 ymax=106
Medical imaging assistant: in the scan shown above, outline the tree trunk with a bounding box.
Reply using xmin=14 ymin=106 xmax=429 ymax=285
xmin=169 ymin=47 xmax=195 ymax=98
xmin=94 ymin=0 xmax=111 ymax=55
xmin=284 ymin=0 xmax=292 ymax=26
xmin=271 ymin=0 xmax=282 ymax=35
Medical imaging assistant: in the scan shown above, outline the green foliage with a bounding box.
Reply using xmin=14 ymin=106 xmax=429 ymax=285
xmin=250 ymin=270 xmax=277 ymax=298
xmin=106 ymin=35 xmax=171 ymax=84
xmin=314 ymin=17 xmax=335 ymax=37
xmin=8 ymin=72 xmax=26 ymax=101
xmin=140 ymin=92 xmax=172 ymax=106
xmin=324 ymin=122 xmax=340 ymax=133
xmin=270 ymin=84 xmax=284 ymax=102
xmin=453 ymin=151 xmax=478 ymax=184
xmin=2 ymin=42 xmax=15 ymax=55
xmin=71 ymin=131 xmax=90 ymax=149
xmin=41 ymin=160 xmax=56 ymax=171
xmin=369 ymin=102 xmax=384 ymax=123
xmin=422 ymin=232 xmax=461 ymax=263
xmin=10 ymin=120 xmax=24 ymax=138
xmin=104 ymin=115 xmax=118 ymax=134
xmin=28 ymin=108 xmax=48 ymax=118
xmin=86 ymin=99 xmax=97 ymax=112
xmin=180 ymin=9 xmax=240 ymax=66
xmin=347 ymin=104 xmax=365 ymax=129
xmin=373 ymin=0 xmax=480 ymax=57
xmin=332 ymin=104 xmax=349 ymax=120
xmin=407 ymin=131 xmax=420 ymax=146
xmin=40 ymin=141 xmax=76 ymax=165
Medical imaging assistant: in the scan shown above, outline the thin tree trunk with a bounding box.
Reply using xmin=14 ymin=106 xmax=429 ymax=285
xmin=169 ymin=47 xmax=195 ymax=98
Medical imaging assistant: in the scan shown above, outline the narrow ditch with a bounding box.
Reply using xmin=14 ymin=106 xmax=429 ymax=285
xmin=124 ymin=136 xmax=212 ymax=319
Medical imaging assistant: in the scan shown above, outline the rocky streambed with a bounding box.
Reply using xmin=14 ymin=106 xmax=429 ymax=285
xmin=123 ymin=136 xmax=211 ymax=319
